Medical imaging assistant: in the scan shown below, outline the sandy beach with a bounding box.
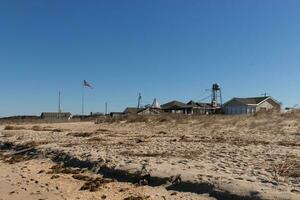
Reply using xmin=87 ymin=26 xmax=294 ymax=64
xmin=0 ymin=114 xmax=299 ymax=200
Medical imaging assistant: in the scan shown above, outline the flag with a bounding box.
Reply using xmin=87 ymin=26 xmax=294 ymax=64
xmin=83 ymin=80 xmax=93 ymax=88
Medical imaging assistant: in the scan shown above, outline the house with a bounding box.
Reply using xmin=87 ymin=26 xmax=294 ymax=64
xmin=137 ymin=107 xmax=162 ymax=115
xmin=40 ymin=112 xmax=72 ymax=121
xmin=123 ymin=107 xmax=142 ymax=115
xmin=161 ymin=100 xmax=193 ymax=114
xmin=187 ymin=101 xmax=219 ymax=115
xmin=137 ymin=98 xmax=163 ymax=115
xmin=110 ymin=112 xmax=124 ymax=117
xmin=222 ymin=96 xmax=281 ymax=115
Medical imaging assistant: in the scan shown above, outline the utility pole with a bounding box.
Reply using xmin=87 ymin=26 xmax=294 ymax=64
xmin=137 ymin=93 xmax=142 ymax=109
xmin=105 ymin=102 xmax=108 ymax=115
xmin=58 ymin=91 xmax=61 ymax=119
xmin=261 ymin=92 xmax=268 ymax=97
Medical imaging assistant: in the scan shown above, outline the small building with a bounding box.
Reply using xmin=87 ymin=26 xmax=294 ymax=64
xmin=123 ymin=107 xmax=144 ymax=115
xmin=134 ymin=98 xmax=162 ymax=115
xmin=161 ymin=100 xmax=193 ymax=114
xmin=285 ymin=107 xmax=300 ymax=113
xmin=40 ymin=112 xmax=72 ymax=121
xmin=137 ymin=107 xmax=162 ymax=115
xmin=187 ymin=101 xmax=218 ymax=115
xmin=222 ymin=96 xmax=281 ymax=115
xmin=110 ymin=112 xmax=124 ymax=117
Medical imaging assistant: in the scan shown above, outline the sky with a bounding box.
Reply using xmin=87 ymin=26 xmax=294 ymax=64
xmin=0 ymin=0 xmax=300 ymax=116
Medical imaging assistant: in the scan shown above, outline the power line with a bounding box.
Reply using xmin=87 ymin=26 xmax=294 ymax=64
xmin=199 ymin=95 xmax=211 ymax=102
xmin=191 ymin=90 xmax=210 ymax=102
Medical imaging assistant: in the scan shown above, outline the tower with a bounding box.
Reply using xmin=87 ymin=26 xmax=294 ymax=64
xmin=211 ymin=83 xmax=222 ymax=108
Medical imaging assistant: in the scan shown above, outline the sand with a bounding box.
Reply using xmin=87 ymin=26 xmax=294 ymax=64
xmin=0 ymin=157 xmax=210 ymax=200
xmin=0 ymin=114 xmax=299 ymax=199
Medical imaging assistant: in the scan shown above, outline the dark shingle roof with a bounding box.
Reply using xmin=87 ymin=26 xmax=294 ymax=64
xmin=123 ymin=107 xmax=141 ymax=114
xmin=161 ymin=101 xmax=192 ymax=110
xmin=234 ymin=96 xmax=270 ymax=105
xmin=187 ymin=101 xmax=198 ymax=107
xmin=187 ymin=101 xmax=214 ymax=108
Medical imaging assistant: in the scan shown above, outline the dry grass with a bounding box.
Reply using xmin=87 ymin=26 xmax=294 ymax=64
xmin=4 ymin=125 xmax=26 ymax=130
xmin=67 ymin=132 xmax=94 ymax=137
xmin=277 ymin=141 xmax=300 ymax=147
xmin=31 ymin=125 xmax=51 ymax=131
xmin=120 ymin=151 xmax=171 ymax=158
xmin=272 ymin=158 xmax=300 ymax=181
xmin=31 ymin=126 xmax=66 ymax=132
xmin=96 ymin=128 xmax=111 ymax=132
xmin=1 ymin=132 xmax=14 ymax=137
xmin=87 ymin=137 xmax=107 ymax=142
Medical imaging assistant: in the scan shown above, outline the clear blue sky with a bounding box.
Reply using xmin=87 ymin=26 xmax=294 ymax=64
xmin=1 ymin=0 xmax=300 ymax=116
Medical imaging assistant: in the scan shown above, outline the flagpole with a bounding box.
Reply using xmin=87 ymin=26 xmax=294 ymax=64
xmin=82 ymin=81 xmax=84 ymax=116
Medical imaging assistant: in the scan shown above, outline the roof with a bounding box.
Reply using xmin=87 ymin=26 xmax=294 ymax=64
xmin=186 ymin=101 xmax=198 ymax=107
xmin=197 ymin=103 xmax=215 ymax=108
xmin=187 ymin=101 xmax=216 ymax=109
xmin=137 ymin=107 xmax=162 ymax=114
xmin=223 ymin=96 xmax=281 ymax=106
xmin=161 ymin=100 xmax=192 ymax=110
xmin=234 ymin=96 xmax=270 ymax=105
xmin=151 ymin=98 xmax=161 ymax=108
xmin=123 ymin=107 xmax=141 ymax=114
xmin=41 ymin=112 xmax=71 ymax=117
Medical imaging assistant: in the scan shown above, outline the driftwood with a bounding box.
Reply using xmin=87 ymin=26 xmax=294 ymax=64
xmin=4 ymin=148 xmax=34 ymax=156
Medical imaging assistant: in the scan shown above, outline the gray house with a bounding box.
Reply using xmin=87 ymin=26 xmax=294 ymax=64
xmin=187 ymin=101 xmax=221 ymax=115
xmin=161 ymin=100 xmax=193 ymax=114
xmin=222 ymin=96 xmax=281 ymax=115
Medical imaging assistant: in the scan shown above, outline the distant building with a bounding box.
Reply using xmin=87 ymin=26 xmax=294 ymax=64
xmin=222 ymin=96 xmax=281 ymax=115
xmin=40 ymin=112 xmax=72 ymax=121
xmin=137 ymin=107 xmax=162 ymax=115
xmin=137 ymin=98 xmax=163 ymax=115
xmin=187 ymin=101 xmax=219 ymax=115
xmin=284 ymin=107 xmax=300 ymax=113
xmin=123 ymin=107 xmax=141 ymax=115
xmin=161 ymin=100 xmax=193 ymax=114
xmin=110 ymin=112 xmax=123 ymax=117
xmin=90 ymin=112 xmax=104 ymax=117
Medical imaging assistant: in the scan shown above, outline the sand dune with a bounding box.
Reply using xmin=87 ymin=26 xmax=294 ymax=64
xmin=0 ymin=114 xmax=299 ymax=199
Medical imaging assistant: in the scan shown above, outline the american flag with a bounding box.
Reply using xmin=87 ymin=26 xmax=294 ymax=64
xmin=83 ymin=80 xmax=93 ymax=88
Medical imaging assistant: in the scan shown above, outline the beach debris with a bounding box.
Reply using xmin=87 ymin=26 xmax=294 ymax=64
xmin=47 ymin=163 xmax=82 ymax=174
xmin=123 ymin=196 xmax=144 ymax=200
xmin=169 ymin=174 xmax=182 ymax=184
xmin=138 ymin=164 xmax=150 ymax=185
xmin=79 ymin=177 xmax=112 ymax=192
xmin=72 ymin=174 xmax=94 ymax=181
